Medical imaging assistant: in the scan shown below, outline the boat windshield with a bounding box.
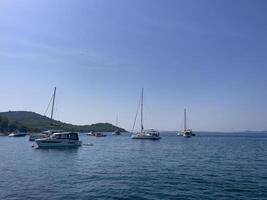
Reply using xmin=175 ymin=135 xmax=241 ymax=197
xmin=51 ymin=133 xmax=79 ymax=140
xmin=51 ymin=134 xmax=69 ymax=139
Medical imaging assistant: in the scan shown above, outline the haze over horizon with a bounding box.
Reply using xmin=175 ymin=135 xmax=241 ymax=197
xmin=1 ymin=0 xmax=267 ymax=132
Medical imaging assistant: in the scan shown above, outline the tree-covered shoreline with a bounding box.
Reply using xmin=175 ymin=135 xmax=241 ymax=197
xmin=0 ymin=111 xmax=126 ymax=134
xmin=0 ymin=116 xmax=30 ymax=134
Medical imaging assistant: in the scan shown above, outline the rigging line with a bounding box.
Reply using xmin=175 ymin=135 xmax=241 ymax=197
xmin=132 ymin=92 xmax=142 ymax=132
xmin=43 ymin=94 xmax=53 ymax=116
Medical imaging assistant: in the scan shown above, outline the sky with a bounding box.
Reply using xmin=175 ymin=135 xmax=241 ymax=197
xmin=0 ymin=0 xmax=267 ymax=132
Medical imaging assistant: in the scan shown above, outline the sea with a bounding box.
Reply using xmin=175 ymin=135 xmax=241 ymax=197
xmin=0 ymin=132 xmax=267 ymax=200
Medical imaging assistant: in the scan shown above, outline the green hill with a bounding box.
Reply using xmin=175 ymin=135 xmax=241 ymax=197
xmin=0 ymin=111 xmax=126 ymax=133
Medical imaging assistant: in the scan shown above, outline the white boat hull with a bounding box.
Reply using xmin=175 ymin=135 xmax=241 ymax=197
xmin=8 ymin=132 xmax=27 ymax=137
xmin=112 ymin=132 xmax=121 ymax=135
xmin=131 ymin=132 xmax=161 ymax=140
xmin=36 ymin=139 xmax=82 ymax=148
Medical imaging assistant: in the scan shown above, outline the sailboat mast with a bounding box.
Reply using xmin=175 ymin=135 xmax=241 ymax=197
xmin=50 ymin=87 xmax=56 ymax=120
xmin=141 ymin=88 xmax=144 ymax=132
xmin=184 ymin=108 xmax=187 ymax=131
xmin=116 ymin=114 xmax=118 ymax=127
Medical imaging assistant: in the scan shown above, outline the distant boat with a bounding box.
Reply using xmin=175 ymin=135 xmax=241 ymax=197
xmin=112 ymin=114 xmax=121 ymax=135
xmin=131 ymin=88 xmax=161 ymax=140
xmin=87 ymin=131 xmax=95 ymax=136
xmin=95 ymin=132 xmax=107 ymax=137
xmin=35 ymin=132 xmax=82 ymax=148
xmin=178 ymin=108 xmax=195 ymax=137
xmin=8 ymin=131 xmax=27 ymax=137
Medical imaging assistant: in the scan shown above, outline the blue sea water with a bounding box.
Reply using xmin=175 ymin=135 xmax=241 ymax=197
xmin=0 ymin=132 xmax=267 ymax=200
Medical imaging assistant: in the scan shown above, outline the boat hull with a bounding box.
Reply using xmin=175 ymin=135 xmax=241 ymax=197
xmin=112 ymin=132 xmax=121 ymax=135
xmin=131 ymin=134 xmax=161 ymax=140
xmin=131 ymin=136 xmax=161 ymax=140
xmin=8 ymin=133 xmax=27 ymax=137
xmin=36 ymin=139 xmax=82 ymax=148
xmin=177 ymin=132 xmax=183 ymax=136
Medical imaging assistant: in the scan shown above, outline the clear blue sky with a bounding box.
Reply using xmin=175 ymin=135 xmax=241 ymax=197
xmin=0 ymin=0 xmax=267 ymax=131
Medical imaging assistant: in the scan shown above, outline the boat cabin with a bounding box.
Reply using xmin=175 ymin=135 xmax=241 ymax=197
xmin=51 ymin=132 xmax=79 ymax=140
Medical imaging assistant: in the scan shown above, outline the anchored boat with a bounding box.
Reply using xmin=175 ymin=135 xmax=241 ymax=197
xmin=178 ymin=108 xmax=195 ymax=137
xmin=112 ymin=114 xmax=121 ymax=135
xmin=131 ymin=88 xmax=161 ymax=140
xmin=35 ymin=132 xmax=82 ymax=148
xmin=95 ymin=132 xmax=107 ymax=137
xmin=8 ymin=131 xmax=27 ymax=137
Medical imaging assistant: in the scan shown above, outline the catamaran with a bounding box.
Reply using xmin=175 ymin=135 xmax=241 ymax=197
xmin=131 ymin=88 xmax=161 ymax=140
xmin=177 ymin=108 xmax=195 ymax=137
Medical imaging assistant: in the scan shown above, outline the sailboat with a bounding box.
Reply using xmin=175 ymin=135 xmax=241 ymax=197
xmin=112 ymin=114 xmax=121 ymax=135
xmin=177 ymin=108 xmax=195 ymax=137
xmin=131 ymin=88 xmax=161 ymax=140
xmin=34 ymin=87 xmax=82 ymax=148
xmin=30 ymin=87 xmax=63 ymax=141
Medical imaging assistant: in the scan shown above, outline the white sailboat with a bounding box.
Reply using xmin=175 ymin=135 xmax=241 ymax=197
xmin=112 ymin=114 xmax=121 ymax=135
xmin=29 ymin=87 xmax=59 ymax=141
xmin=35 ymin=87 xmax=82 ymax=148
xmin=131 ymin=88 xmax=161 ymax=140
xmin=178 ymin=108 xmax=195 ymax=137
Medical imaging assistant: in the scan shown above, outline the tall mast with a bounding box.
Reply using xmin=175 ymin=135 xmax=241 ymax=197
xmin=50 ymin=87 xmax=56 ymax=120
xmin=184 ymin=108 xmax=187 ymax=131
xmin=141 ymin=88 xmax=144 ymax=132
xmin=116 ymin=114 xmax=118 ymax=126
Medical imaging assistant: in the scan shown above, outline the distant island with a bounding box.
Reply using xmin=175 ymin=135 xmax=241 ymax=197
xmin=0 ymin=111 xmax=126 ymax=134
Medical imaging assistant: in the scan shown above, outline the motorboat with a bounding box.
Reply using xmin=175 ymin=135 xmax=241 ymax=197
xmin=94 ymin=132 xmax=107 ymax=137
xmin=87 ymin=131 xmax=95 ymax=136
xmin=35 ymin=132 xmax=82 ymax=148
xmin=8 ymin=131 xmax=27 ymax=137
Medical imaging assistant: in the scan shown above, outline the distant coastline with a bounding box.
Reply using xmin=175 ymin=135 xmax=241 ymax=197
xmin=0 ymin=111 xmax=126 ymax=134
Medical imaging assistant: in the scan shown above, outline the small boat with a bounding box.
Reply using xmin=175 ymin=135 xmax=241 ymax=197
xmin=8 ymin=131 xmax=27 ymax=137
xmin=112 ymin=129 xmax=121 ymax=135
xmin=35 ymin=132 xmax=82 ymax=148
xmin=87 ymin=132 xmax=95 ymax=136
xmin=131 ymin=88 xmax=161 ymax=140
xmin=95 ymin=132 xmax=107 ymax=137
